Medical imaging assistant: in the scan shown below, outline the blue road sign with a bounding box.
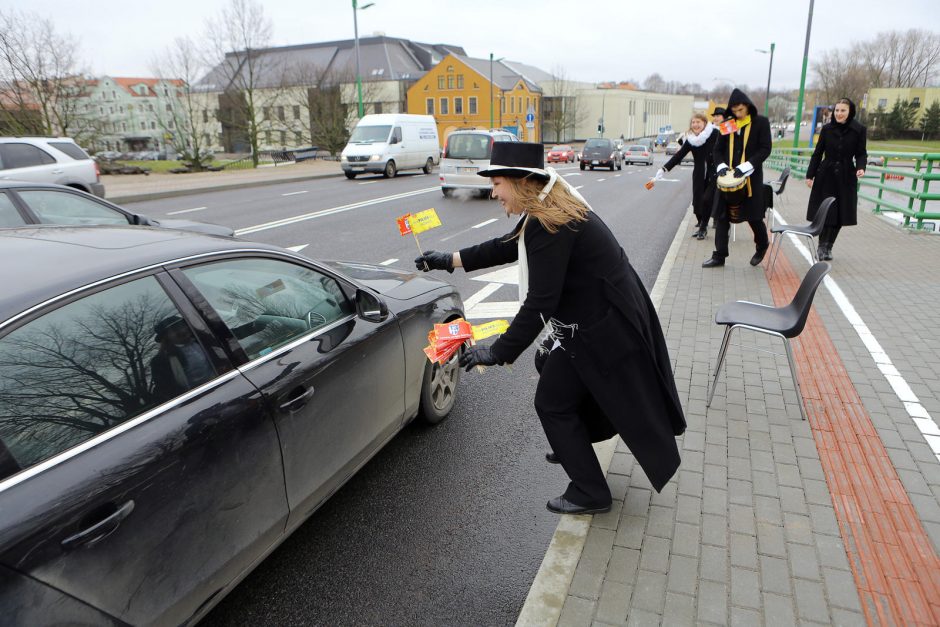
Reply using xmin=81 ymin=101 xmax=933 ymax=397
xmin=526 ymin=112 xmax=535 ymax=123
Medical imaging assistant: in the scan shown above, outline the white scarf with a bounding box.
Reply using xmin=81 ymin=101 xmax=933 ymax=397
xmin=685 ymin=123 xmax=715 ymax=147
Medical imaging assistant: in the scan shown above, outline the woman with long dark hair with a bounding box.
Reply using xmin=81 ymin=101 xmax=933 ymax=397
xmin=805 ymin=97 xmax=868 ymax=260
xmin=657 ymin=112 xmax=718 ymax=239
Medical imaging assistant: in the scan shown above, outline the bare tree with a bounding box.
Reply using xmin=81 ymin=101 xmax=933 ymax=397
xmin=151 ymin=37 xmax=215 ymax=169
xmin=811 ymin=49 xmax=872 ymax=103
xmin=204 ymin=0 xmax=276 ymax=166
xmin=542 ymin=65 xmax=587 ymax=143
xmin=642 ymin=73 xmax=667 ymax=93
xmin=858 ymin=30 xmax=940 ymax=88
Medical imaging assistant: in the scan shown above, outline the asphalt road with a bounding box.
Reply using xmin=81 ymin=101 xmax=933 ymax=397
xmin=125 ymin=157 xmax=694 ymax=626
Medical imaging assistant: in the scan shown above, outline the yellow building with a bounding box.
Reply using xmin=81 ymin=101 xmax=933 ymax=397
xmin=406 ymin=53 xmax=543 ymax=143
xmin=867 ymin=87 xmax=940 ymax=125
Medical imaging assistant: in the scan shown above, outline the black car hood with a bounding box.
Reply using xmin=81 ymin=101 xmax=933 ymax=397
xmin=321 ymin=260 xmax=452 ymax=300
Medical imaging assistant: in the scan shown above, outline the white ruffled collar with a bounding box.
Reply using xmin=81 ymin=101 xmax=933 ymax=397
xmin=685 ymin=123 xmax=715 ymax=147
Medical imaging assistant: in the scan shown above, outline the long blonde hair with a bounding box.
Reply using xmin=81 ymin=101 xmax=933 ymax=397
xmin=505 ymin=175 xmax=589 ymax=235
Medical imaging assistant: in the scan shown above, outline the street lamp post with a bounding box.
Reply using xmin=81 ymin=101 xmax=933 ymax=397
xmin=489 ymin=53 xmax=504 ymax=129
xmin=793 ymin=0 xmax=815 ymax=149
xmin=756 ymin=43 xmax=776 ymax=118
xmin=351 ymin=0 xmax=375 ymax=119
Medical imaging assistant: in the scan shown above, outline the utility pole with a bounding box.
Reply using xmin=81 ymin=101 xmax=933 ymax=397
xmin=793 ymin=1 xmax=814 ymax=149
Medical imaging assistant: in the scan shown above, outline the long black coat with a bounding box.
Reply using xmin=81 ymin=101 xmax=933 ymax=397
xmin=459 ymin=211 xmax=685 ymax=492
xmin=806 ymin=119 xmax=867 ymax=226
xmin=713 ymin=91 xmax=772 ymax=223
xmin=664 ymin=126 xmax=718 ymax=220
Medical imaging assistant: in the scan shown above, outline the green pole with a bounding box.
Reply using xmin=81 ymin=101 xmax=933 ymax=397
xmin=792 ymin=0 xmax=815 ymax=150
xmin=490 ymin=53 xmax=494 ymax=129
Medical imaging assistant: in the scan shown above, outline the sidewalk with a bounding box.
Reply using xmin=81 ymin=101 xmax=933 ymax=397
xmin=520 ymin=174 xmax=940 ymax=625
xmin=104 ymin=159 xmax=344 ymax=203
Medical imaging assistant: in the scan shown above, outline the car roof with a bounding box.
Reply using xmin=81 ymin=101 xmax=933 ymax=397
xmin=0 ymin=179 xmax=92 ymax=193
xmin=0 ymin=226 xmax=279 ymax=323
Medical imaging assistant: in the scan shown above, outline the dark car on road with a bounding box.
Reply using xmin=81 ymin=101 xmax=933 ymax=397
xmin=0 ymin=180 xmax=233 ymax=236
xmin=579 ymin=138 xmax=622 ymax=171
xmin=0 ymin=226 xmax=464 ymax=625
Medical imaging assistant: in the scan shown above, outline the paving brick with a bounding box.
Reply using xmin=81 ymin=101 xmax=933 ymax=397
xmin=822 ymin=567 xmax=862 ymax=612
xmin=757 ymin=521 xmax=788 ymax=558
xmin=606 ymin=473 xmax=630 ymax=502
xmin=697 ymin=580 xmax=728 ymax=624
xmin=788 ymin=543 xmax=821 ymax=581
xmin=676 ymin=494 xmax=702 ymax=526
xmin=731 ymin=606 xmax=762 ymax=626
xmin=625 ymin=608 xmax=662 ymax=627
xmin=783 ymin=512 xmax=814 ymax=546
xmin=802 ymin=478 xmax=833 ymax=506
xmin=793 ymin=578 xmax=829 ymax=622
xmin=755 ymin=495 xmax=784 ymax=526
xmin=639 ymin=536 xmax=671 ymax=574
xmin=666 ymin=554 xmax=699 ymax=595
xmin=729 ymin=504 xmax=756 ymax=536
xmin=662 ymin=592 xmax=695 ymax=627
xmin=645 ymin=505 xmax=676 ymax=539
xmin=701 ymin=513 xmax=728 ymax=547
xmin=731 ymin=533 xmax=759 ymax=570
xmin=813 ymin=533 xmax=851 ymax=572
xmin=753 ymin=470 xmax=780 ymax=498
xmin=700 ymin=545 xmax=728 ymax=582
xmin=731 ymin=566 xmax=762 ymax=609
xmin=776 ymin=462 xmax=802 ymax=488
xmin=728 ymin=456 xmax=752 ymax=481
xmin=615 ymin=515 xmax=647 ymax=550
xmin=671 ymin=522 xmax=700 ymax=558
xmin=830 ymin=607 xmax=867 ymax=627
xmin=608 ymin=451 xmax=635 ymax=475
xmin=594 ymin=579 xmax=632 ymax=625
xmin=702 ymin=486 xmax=728 ymax=516
xmin=630 ymin=570 xmax=667 ymax=613
xmin=606 ymin=546 xmax=640 ymax=584
xmin=677 ymin=470 xmax=704 ymax=499
xmin=763 ymin=592 xmax=798 ymax=627
xmin=807 ymin=504 xmax=841 ymax=537
xmin=623 ymin=488 xmax=652 ymax=515
xmin=779 ymin=485 xmax=809 ymax=515
xmin=760 ymin=554 xmax=792 ymax=595
xmin=650 ymin=482 xmax=678 ymax=507
xmin=729 ymin=479 xmax=754 ymax=506
xmin=558 ymin=594 xmax=595 ymax=627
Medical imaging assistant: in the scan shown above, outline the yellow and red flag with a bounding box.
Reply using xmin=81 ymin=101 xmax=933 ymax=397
xmin=422 ymin=318 xmax=511 ymax=364
xmin=718 ymin=119 xmax=739 ymax=135
xmin=409 ymin=208 xmax=442 ymax=234
xmin=396 ymin=214 xmax=413 ymax=235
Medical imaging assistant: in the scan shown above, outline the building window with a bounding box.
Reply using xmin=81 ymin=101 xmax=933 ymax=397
xmin=454 ymin=97 xmax=463 ymax=115
xmin=263 ymin=107 xmax=270 ymax=120
xmin=293 ymin=105 xmax=300 ymax=120
xmin=109 ymin=106 xmax=114 ymax=114
xmin=202 ymin=109 xmax=208 ymax=123
xmin=374 ymin=102 xmax=383 ymax=114
xmin=99 ymin=107 xmax=103 ymax=115
xmin=140 ymin=122 xmax=145 ymax=130
xmin=426 ymin=98 xmax=434 ymax=115
xmin=510 ymin=97 xmax=515 ymax=114
xmin=912 ymin=97 xmax=921 ymax=107
xmin=438 ymin=76 xmax=445 ymax=90
xmin=122 ymin=123 xmax=126 ymax=131
xmin=457 ymin=75 xmax=464 ymax=89
xmin=166 ymin=104 xmax=172 ymax=112
xmin=295 ymin=131 xmax=302 ymax=142
xmin=469 ymin=97 xmax=477 ymax=115
xmin=440 ymin=97 xmax=449 ymax=115
xmin=501 ymin=98 xmax=506 ymax=114
xmin=446 ymin=65 xmax=454 ymax=72
xmin=447 ymin=76 xmax=454 ymax=89
xmin=265 ymin=130 xmax=271 ymax=143
xmin=277 ymin=106 xmax=285 ymax=121
xmin=517 ymin=97 xmax=522 ymax=113
xmin=151 ymin=121 xmax=156 ymax=129
xmin=878 ymin=98 xmax=887 ymax=108
xmin=280 ymin=130 xmax=286 ymax=144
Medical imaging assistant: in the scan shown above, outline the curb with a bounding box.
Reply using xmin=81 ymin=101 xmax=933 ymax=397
xmin=108 ymin=170 xmax=342 ymax=204
xmin=515 ymin=207 xmax=694 ymax=627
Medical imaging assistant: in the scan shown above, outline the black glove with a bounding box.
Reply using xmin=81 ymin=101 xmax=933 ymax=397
xmin=414 ymin=250 xmax=453 ymax=273
xmin=733 ymin=167 xmax=745 ymax=178
xmin=458 ymin=345 xmax=503 ymax=371
xmin=717 ymin=167 xmax=729 ymax=177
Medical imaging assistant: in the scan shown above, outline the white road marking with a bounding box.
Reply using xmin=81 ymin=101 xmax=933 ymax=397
xmin=597 ymin=178 xmax=606 ymax=182
xmin=471 ymin=265 xmax=519 ymax=284
xmin=285 ymin=244 xmax=309 ymax=252
xmin=773 ymin=210 xmax=940 ymax=461
xmin=563 ymin=173 xmax=581 ymax=177
xmin=235 ymin=187 xmax=438 ymax=236
xmin=281 ymin=190 xmax=308 ymax=196
xmin=614 ymin=174 xmax=621 ymax=177
xmin=466 ymin=301 xmax=521 ymax=320
xmin=167 ymin=206 xmax=207 ymax=215
xmin=462 ymin=282 xmax=503 ymax=310
xmin=573 ymin=185 xmax=584 ymax=190
xmin=358 ymin=180 xmax=378 ymax=185
xmin=473 ymin=218 xmax=498 ymax=229
xmin=379 ymin=258 xmax=397 ymax=266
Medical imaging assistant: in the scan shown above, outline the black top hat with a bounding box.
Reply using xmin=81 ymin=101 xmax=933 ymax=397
xmin=154 ymin=314 xmax=186 ymax=341
xmin=477 ymin=142 xmax=550 ymax=181
xmin=712 ymin=107 xmax=726 ymax=117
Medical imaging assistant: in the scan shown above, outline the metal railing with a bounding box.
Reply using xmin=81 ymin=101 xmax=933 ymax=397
xmin=222 ymin=150 xmax=297 ymax=170
xmin=767 ymin=148 xmax=940 ymax=231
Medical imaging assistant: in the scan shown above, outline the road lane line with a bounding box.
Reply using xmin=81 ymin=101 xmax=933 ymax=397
xmin=235 ymin=187 xmax=438 ymax=236
xmin=379 ymin=258 xmax=397 ymax=266
xmin=563 ymin=173 xmax=581 ymax=177
xmin=167 ymin=206 xmax=207 ymax=215
xmin=358 ymin=180 xmax=378 ymax=185
xmin=286 ymin=244 xmax=309 ymax=252
xmin=461 ymin=282 xmax=502 ymax=311
xmin=573 ymin=185 xmax=584 ymax=190
xmin=472 ymin=218 xmax=498 ymax=229
xmin=281 ymin=190 xmax=309 ymax=196
xmin=597 ymin=178 xmax=606 ymax=182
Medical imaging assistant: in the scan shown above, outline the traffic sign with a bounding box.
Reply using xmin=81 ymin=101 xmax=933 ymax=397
xmin=525 ymin=112 xmax=534 ymax=123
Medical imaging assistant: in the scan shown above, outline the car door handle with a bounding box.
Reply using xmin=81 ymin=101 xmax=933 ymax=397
xmin=279 ymin=386 xmax=314 ymax=412
xmin=61 ymin=500 xmax=135 ymax=550
xmin=51 ymin=169 xmax=64 ymax=174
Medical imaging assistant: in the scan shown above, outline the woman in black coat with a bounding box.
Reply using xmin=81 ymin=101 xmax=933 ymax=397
xmin=415 ymin=142 xmax=685 ymax=515
xmin=658 ymin=112 xmax=718 ymax=239
xmin=805 ymin=97 xmax=868 ymax=260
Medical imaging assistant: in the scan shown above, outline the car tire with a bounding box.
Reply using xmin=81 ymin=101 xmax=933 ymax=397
xmin=442 ymin=187 xmax=453 ymax=197
xmin=418 ymin=349 xmax=460 ymax=424
xmin=589 ymin=165 xmax=594 ymax=170
xmin=344 ymin=171 xmax=357 ymax=179
xmin=423 ymin=158 xmax=434 ymax=174
xmin=580 ymin=162 xmax=585 ymax=171
xmin=383 ymin=160 xmax=397 ymax=178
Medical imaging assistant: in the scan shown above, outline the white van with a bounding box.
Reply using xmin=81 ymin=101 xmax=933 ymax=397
xmin=438 ymin=129 xmax=520 ymax=198
xmin=340 ymin=114 xmax=439 ymax=179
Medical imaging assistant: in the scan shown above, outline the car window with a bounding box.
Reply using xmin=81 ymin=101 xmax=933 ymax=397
xmin=584 ymin=139 xmax=610 ymax=149
xmin=629 ymin=145 xmax=646 ymax=151
xmin=446 ymin=134 xmax=491 ymax=159
xmin=18 ymin=189 xmax=129 ymax=226
xmin=0 ymin=143 xmax=57 ymax=169
xmin=391 ymin=127 xmax=403 ymax=143
xmin=47 ymin=141 xmax=90 ymax=161
xmin=182 ymin=258 xmax=354 ymax=360
xmin=0 ymin=276 xmax=216 ymax=481
xmin=0 ymin=192 xmax=26 ymax=227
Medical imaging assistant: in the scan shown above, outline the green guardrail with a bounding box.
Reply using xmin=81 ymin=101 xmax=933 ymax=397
xmin=767 ymin=148 xmax=940 ymax=231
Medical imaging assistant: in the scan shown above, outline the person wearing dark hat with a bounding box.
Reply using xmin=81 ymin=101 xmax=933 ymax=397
xmin=805 ymin=97 xmax=868 ymax=260
xmin=150 ymin=314 xmax=214 ymax=402
xmin=414 ymin=142 xmax=685 ymax=515
xmin=703 ymin=88 xmax=772 ymax=268
xmin=711 ymin=107 xmax=726 ymax=126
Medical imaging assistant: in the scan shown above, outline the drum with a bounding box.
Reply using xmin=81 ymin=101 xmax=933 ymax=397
xmin=717 ymin=172 xmax=749 ymax=220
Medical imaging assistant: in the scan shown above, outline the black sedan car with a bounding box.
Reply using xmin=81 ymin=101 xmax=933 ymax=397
xmin=0 ymin=180 xmax=233 ymax=236
xmin=0 ymin=226 xmax=463 ymax=625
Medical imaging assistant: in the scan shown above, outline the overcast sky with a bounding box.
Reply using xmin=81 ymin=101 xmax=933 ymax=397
xmin=11 ymin=0 xmax=938 ymax=92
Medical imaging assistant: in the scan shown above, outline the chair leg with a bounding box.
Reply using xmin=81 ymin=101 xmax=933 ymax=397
xmin=767 ymin=232 xmax=782 ymax=276
xmin=707 ymin=325 xmax=734 ymax=408
xmin=783 ymin=337 xmax=808 ymax=421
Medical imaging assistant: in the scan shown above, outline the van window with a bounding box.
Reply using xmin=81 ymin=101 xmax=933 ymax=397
xmin=391 ymin=127 xmax=402 ymax=144
xmin=445 ymin=134 xmax=492 ymax=160
xmin=349 ymin=125 xmax=391 ymax=144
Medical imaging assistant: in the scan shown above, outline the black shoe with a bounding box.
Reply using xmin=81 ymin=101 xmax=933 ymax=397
xmin=696 ymin=228 xmax=707 ymax=240
xmin=750 ymin=248 xmax=768 ymax=266
xmin=546 ymin=452 xmax=560 ymax=464
xmin=816 ymin=245 xmax=825 ymax=260
xmin=702 ymin=257 xmax=725 ymax=268
xmin=822 ymin=245 xmax=833 ymax=261
xmin=546 ymin=496 xmax=611 ymax=515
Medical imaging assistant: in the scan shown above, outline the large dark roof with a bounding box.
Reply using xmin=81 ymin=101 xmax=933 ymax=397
xmin=196 ymin=36 xmax=465 ymax=91
xmin=453 ymin=55 xmax=548 ymax=92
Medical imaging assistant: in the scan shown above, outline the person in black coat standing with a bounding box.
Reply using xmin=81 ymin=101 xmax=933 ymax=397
xmin=657 ymin=112 xmax=718 ymax=239
xmin=805 ymin=97 xmax=868 ymax=260
xmin=415 ymin=142 xmax=685 ymax=515
xmin=703 ymin=88 xmax=772 ymax=268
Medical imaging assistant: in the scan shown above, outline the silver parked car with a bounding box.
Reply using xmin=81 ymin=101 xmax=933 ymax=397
xmin=0 ymin=137 xmax=104 ymax=197
xmin=622 ymin=145 xmax=654 ymax=166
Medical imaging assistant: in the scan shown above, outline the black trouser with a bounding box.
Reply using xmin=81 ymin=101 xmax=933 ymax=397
xmin=534 ymin=349 xmax=612 ymax=507
xmin=713 ymin=217 xmax=769 ymax=259
xmin=820 ymin=225 xmax=841 ymax=247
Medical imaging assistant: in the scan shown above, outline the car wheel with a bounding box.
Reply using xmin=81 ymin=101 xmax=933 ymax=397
xmin=617 ymin=160 xmax=622 ymax=171
xmin=418 ymin=349 xmax=460 ymax=424
xmin=590 ymin=165 xmax=595 ymax=170
xmin=580 ymin=162 xmax=585 ymax=171
xmin=383 ymin=160 xmax=397 ymax=178
xmin=423 ymin=158 xmax=434 ymax=174
xmin=442 ymin=187 xmax=453 ymax=197
xmin=345 ymin=171 xmax=357 ymax=179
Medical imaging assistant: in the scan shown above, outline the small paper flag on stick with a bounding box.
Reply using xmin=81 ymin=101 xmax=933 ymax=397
xmin=718 ymin=119 xmax=739 ymax=135
xmin=396 ymin=214 xmax=412 ymax=236
xmin=471 ymin=319 xmax=509 ymax=341
xmin=409 ymin=208 xmax=442 ymax=234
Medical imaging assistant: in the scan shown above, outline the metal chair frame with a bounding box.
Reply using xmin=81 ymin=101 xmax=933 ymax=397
xmin=767 ymin=197 xmax=834 ymax=276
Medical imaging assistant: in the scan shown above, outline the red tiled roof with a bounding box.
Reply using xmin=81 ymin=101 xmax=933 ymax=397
xmin=110 ymin=76 xmax=185 ymax=97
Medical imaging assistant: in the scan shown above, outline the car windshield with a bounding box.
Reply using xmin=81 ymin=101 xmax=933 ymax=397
xmin=584 ymin=139 xmax=610 ymax=149
xmin=446 ymin=134 xmax=491 ymax=160
xmin=629 ymin=145 xmax=646 ymax=151
xmin=349 ymin=125 xmax=391 ymax=144
xmin=551 ymin=145 xmax=570 ymax=151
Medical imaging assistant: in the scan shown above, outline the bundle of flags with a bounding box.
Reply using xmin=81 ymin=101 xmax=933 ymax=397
xmin=423 ymin=318 xmax=509 ymax=364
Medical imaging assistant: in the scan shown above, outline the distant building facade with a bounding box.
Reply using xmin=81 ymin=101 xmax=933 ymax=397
xmin=80 ymin=77 xmax=186 ymax=153
xmin=866 ymin=87 xmax=940 ymax=126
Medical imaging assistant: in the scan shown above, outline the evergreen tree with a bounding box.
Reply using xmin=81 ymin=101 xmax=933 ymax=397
xmin=919 ymin=100 xmax=940 ymax=140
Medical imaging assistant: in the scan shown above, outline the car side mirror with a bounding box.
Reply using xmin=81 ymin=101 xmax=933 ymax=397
xmin=133 ymin=213 xmax=153 ymax=226
xmin=356 ymin=289 xmax=389 ymax=322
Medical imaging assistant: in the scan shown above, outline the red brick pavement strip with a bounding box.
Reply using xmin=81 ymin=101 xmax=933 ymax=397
xmin=765 ymin=249 xmax=940 ymax=626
